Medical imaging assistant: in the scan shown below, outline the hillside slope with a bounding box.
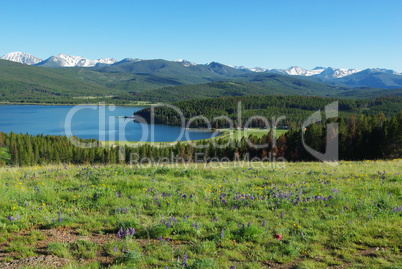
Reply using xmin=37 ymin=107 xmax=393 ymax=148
xmin=0 ymin=60 xmax=112 ymax=103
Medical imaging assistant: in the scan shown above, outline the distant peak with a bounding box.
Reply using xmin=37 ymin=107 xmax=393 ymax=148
xmin=313 ymin=66 xmax=326 ymax=70
xmin=117 ymin=58 xmax=143 ymax=64
xmin=1 ymin=51 xmax=42 ymax=65
xmin=208 ymin=61 xmax=226 ymax=66
xmin=174 ymin=59 xmax=196 ymax=67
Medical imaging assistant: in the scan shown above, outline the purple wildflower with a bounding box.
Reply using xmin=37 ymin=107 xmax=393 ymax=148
xmin=182 ymin=252 xmax=188 ymax=267
xmin=117 ymin=227 xmax=135 ymax=239
xmin=393 ymin=206 xmax=402 ymax=212
xmin=117 ymin=227 xmax=124 ymax=239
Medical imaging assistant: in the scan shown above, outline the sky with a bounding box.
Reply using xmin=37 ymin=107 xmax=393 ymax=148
xmin=1 ymin=0 xmax=401 ymax=71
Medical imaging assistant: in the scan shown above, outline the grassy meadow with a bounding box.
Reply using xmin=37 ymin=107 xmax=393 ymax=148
xmin=0 ymin=160 xmax=401 ymax=268
xmin=218 ymin=128 xmax=288 ymax=139
xmin=101 ymin=128 xmax=288 ymax=147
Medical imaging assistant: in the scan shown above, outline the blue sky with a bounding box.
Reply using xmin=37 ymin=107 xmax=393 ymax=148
xmin=1 ymin=0 xmax=401 ymax=71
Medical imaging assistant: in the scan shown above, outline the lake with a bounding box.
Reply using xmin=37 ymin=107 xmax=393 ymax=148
xmin=0 ymin=104 xmax=218 ymax=142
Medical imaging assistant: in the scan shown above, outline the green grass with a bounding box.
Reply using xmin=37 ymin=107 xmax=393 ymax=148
xmin=102 ymin=128 xmax=288 ymax=147
xmin=219 ymin=128 xmax=288 ymax=139
xmin=0 ymin=161 xmax=401 ymax=268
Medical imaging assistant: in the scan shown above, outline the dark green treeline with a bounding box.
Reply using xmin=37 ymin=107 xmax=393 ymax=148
xmin=0 ymin=113 xmax=401 ymax=166
xmin=134 ymin=96 xmax=402 ymax=128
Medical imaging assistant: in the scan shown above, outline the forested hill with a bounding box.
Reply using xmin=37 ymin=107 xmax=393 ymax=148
xmin=115 ymin=75 xmax=350 ymax=103
xmin=134 ymin=95 xmax=402 ymax=128
xmin=0 ymin=60 xmax=113 ymax=103
xmin=121 ymin=78 xmax=402 ymax=104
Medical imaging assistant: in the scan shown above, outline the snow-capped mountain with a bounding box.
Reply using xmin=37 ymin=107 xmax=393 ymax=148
xmin=235 ymin=66 xmax=268 ymax=72
xmin=262 ymin=66 xmax=360 ymax=78
xmin=174 ymin=59 xmax=196 ymax=67
xmin=317 ymin=67 xmax=361 ymax=79
xmin=36 ymin=54 xmax=86 ymax=67
xmin=35 ymin=54 xmax=118 ymax=68
xmin=235 ymin=65 xmax=361 ymax=78
xmin=0 ymin=52 xmax=42 ymax=65
xmin=115 ymin=58 xmax=143 ymax=64
xmin=249 ymin=67 xmax=268 ymax=73
xmin=284 ymin=66 xmax=326 ymax=76
xmin=76 ymin=58 xmax=117 ymax=67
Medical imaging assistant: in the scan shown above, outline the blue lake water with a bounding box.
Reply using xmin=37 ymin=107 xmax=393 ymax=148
xmin=0 ymin=105 xmax=217 ymax=142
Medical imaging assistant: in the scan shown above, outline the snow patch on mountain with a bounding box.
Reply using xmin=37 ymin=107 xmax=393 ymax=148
xmin=116 ymin=58 xmax=143 ymax=64
xmin=1 ymin=52 xmax=42 ymax=65
xmin=318 ymin=67 xmax=361 ymax=79
xmin=37 ymin=54 xmax=86 ymax=67
xmin=76 ymin=58 xmax=117 ymax=67
xmin=174 ymin=59 xmax=196 ymax=67
xmin=235 ymin=66 xmax=268 ymax=72
xmin=37 ymin=54 xmax=119 ymax=67
xmin=235 ymin=65 xmax=361 ymax=77
xmin=284 ymin=66 xmax=325 ymax=76
xmin=249 ymin=67 xmax=268 ymax=72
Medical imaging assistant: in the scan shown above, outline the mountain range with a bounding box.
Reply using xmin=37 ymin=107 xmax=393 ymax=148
xmin=1 ymin=52 xmax=117 ymax=68
xmin=0 ymin=51 xmax=402 ymax=104
xmin=1 ymin=51 xmax=401 ymax=85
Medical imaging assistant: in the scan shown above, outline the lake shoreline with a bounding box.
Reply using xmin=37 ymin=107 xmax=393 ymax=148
xmin=0 ymin=104 xmax=218 ymax=142
xmin=0 ymin=101 xmax=151 ymax=107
